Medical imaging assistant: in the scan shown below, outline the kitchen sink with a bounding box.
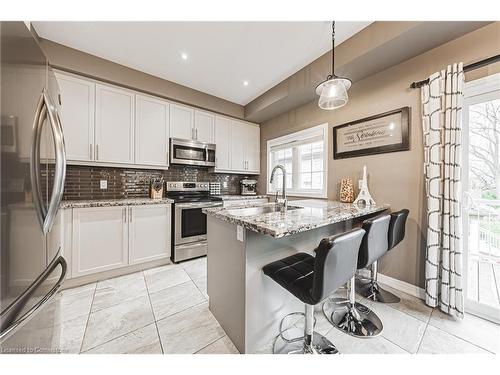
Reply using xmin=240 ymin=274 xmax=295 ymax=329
xmin=225 ymin=204 xmax=302 ymax=217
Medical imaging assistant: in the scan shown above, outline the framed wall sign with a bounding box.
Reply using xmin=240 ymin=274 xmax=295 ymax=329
xmin=333 ymin=107 xmax=410 ymax=159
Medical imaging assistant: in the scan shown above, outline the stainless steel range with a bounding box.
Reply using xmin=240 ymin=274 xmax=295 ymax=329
xmin=166 ymin=182 xmax=223 ymax=262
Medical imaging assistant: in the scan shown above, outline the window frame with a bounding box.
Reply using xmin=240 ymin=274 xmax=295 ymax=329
xmin=266 ymin=123 xmax=328 ymax=199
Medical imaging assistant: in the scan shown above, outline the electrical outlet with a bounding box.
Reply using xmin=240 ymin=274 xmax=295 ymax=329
xmin=100 ymin=180 xmax=108 ymax=190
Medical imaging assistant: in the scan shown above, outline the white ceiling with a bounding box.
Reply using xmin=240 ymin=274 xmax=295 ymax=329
xmin=33 ymin=21 xmax=371 ymax=105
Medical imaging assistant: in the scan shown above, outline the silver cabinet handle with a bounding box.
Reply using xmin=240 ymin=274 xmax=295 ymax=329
xmin=90 ymin=143 xmax=93 ymax=160
xmin=0 ymin=250 xmax=67 ymax=342
xmin=124 ymin=207 xmax=127 ymax=222
xmin=96 ymin=144 xmax=99 ymax=160
xmin=129 ymin=207 xmax=132 ymax=222
xmin=30 ymin=90 xmax=67 ymax=235
xmin=195 ymin=128 xmax=198 ymax=140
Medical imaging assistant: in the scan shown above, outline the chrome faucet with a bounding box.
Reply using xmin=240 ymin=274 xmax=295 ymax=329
xmin=270 ymin=164 xmax=288 ymax=212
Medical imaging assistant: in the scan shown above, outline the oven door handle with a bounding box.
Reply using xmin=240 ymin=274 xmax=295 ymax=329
xmin=176 ymin=202 xmax=222 ymax=209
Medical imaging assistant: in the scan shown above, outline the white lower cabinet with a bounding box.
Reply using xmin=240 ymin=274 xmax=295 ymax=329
xmin=70 ymin=204 xmax=171 ymax=278
xmin=72 ymin=206 xmax=128 ymax=277
xmin=128 ymin=205 xmax=171 ymax=264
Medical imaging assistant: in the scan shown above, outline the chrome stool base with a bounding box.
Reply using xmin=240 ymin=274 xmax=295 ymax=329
xmin=356 ymin=279 xmax=401 ymax=304
xmin=273 ymin=331 xmax=338 ymax=354
xmin=273 ymin=310 xmax=338 ymax=354
xmin=323 ymin=297 xmax=383 ymax=338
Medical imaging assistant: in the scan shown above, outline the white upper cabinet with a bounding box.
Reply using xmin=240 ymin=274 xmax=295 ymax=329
xmin=169 ymin=103 xmax=194 ymax=140
xmin=230 ymin=121 xmax=246 ymax=172
xmin=55 ymin=72 xmax=95 ymax=161
xmin=135 ymin=94 xmax=169 ymax=167
xmin=194 ymin=110 xmax=215 ymax=143
xmin=245 ymin=124 xmax=260 ymax=173
xmin=229 ymin=120 xmax=260 ymax=174
xmin=214 ymin=116 xmax=231 ymax=171
xmin=95 ymin=83 xmax=135 ymax=164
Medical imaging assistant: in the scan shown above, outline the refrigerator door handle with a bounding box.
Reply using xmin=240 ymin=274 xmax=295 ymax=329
xmin=30 ymin=92 xmax=47 ymax=230
xmin=30 ymin=90 xmax=67 ymax=235
xmin=43 ymin=91 xmax=66 ymax=235
xmin=0 ymin=250 xmax=67 ymax=343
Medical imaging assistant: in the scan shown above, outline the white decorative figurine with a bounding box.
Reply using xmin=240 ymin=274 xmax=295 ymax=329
xmin=353 ymin=165 xmax=376 ymax=206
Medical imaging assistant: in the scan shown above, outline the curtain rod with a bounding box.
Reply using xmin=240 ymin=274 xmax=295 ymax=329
xmin=409 ymin=54 xmax=500 ymax=89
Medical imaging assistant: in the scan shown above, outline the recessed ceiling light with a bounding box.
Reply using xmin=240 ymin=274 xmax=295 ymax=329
xmin=243 ymin=80 xmax=249 ymax=86
xmin=181 ymin=53 xmax=188 ymax=60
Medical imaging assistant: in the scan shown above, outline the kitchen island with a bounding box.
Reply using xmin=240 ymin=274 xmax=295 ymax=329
xmin=203 ymin=199 xmax=389 ymax=353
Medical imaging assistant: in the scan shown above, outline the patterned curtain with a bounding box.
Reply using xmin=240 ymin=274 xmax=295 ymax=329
xmin=421 ymin=62 xmax=464 ymax=318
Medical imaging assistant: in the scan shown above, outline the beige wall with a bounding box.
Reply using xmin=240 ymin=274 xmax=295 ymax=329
xmin=259 ymin=22 xmax=500 ymax=288
xmin=39 ymin=39 xmax=244 ymax=119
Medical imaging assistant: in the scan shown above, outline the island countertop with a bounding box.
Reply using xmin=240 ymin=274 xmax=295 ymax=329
xmin=203 ymin=199 xmax=389 ymax=238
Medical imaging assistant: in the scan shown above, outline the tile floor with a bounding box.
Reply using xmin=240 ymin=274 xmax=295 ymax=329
xmin=256 ymin=284 xmax=499 ymax=354
xmin=3 ymin=257 xmax=499 ymax=354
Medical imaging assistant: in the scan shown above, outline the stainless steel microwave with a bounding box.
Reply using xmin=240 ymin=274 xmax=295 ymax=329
xmin=170 ymin=138 xmax=216 ymax=167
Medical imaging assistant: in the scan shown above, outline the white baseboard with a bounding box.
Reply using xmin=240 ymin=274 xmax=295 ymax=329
xmin=377 ymin=273 xmax=425 ymax=300
xmin=377 ymin=274 xmax=500 ymax=324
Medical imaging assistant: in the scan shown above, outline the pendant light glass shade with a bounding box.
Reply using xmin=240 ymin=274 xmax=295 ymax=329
xmin=316 ymin=21 xmax=351 ymax=110
xmin=316 ymin=77 xmax=351 ymax=110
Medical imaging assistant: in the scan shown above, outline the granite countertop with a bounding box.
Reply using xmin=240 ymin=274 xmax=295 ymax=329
xmin=60 ymin=198 xmax=174 ymax=209
xmin=215 ymin=195 xmax=268 ymax=200
xmin=203 ymin=199 xmax=390 ymax=238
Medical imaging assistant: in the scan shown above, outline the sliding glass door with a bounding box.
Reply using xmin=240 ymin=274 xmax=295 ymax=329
xmin=462 ymin=73 xmax=500 ymax=323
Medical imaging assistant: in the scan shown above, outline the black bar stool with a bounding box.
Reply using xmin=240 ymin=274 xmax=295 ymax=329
xmin=323 ymin=215 xmax=389 ymax=337
xmin=356 ymin=209 xmax=410 ymax=303
xmin=262 ymin=228 xmax=365 ymax=354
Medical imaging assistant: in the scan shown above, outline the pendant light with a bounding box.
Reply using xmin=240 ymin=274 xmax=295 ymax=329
xmin=316 ymin=21 xmax=351 ymax=110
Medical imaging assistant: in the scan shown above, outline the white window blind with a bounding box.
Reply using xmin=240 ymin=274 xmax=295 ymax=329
xmin=267 ymin=124 xmax=328 ymax=198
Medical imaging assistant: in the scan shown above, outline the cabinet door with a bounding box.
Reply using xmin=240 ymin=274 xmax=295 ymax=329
xmin=95 ymin=83 xmax=135 ymax=164
xmin=55 ymin=72 xmax=95 ymax=161
xmin=245 ymin=124 xmax=260 ymax=173
xmin=129 ymin=205 xmax=171 ymax=265
xmin=194 ymin=110 xmax=214 ymax=143
xmin=170 ymin=103 xmax=194 ymax=140
xmin=214 ymin=116 xmax=231 ymax=170
xmin=135 ymin=94 xmax=169 ymax=167
xmin=230 ymin=120 xmax=246 ymax=172
xmin=72 ymin=207 xmax=128 ymax=277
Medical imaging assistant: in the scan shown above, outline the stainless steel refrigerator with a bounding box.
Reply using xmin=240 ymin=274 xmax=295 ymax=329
xmin=0 ymin=21 xmax=67 ymax=353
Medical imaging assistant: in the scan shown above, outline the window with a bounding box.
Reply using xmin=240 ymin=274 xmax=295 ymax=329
xmin=462 ymin=73 xmax=500 ymax=322
xmin=267 ymin=123 xmax=328 ymax=198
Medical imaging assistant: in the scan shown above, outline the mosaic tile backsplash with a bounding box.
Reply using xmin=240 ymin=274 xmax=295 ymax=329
xmin=55 ymin=165 xmax=258 ymax=201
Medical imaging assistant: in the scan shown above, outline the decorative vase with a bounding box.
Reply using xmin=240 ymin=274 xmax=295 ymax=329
xmin=340 ymin=178 xmax=355 ymax=203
